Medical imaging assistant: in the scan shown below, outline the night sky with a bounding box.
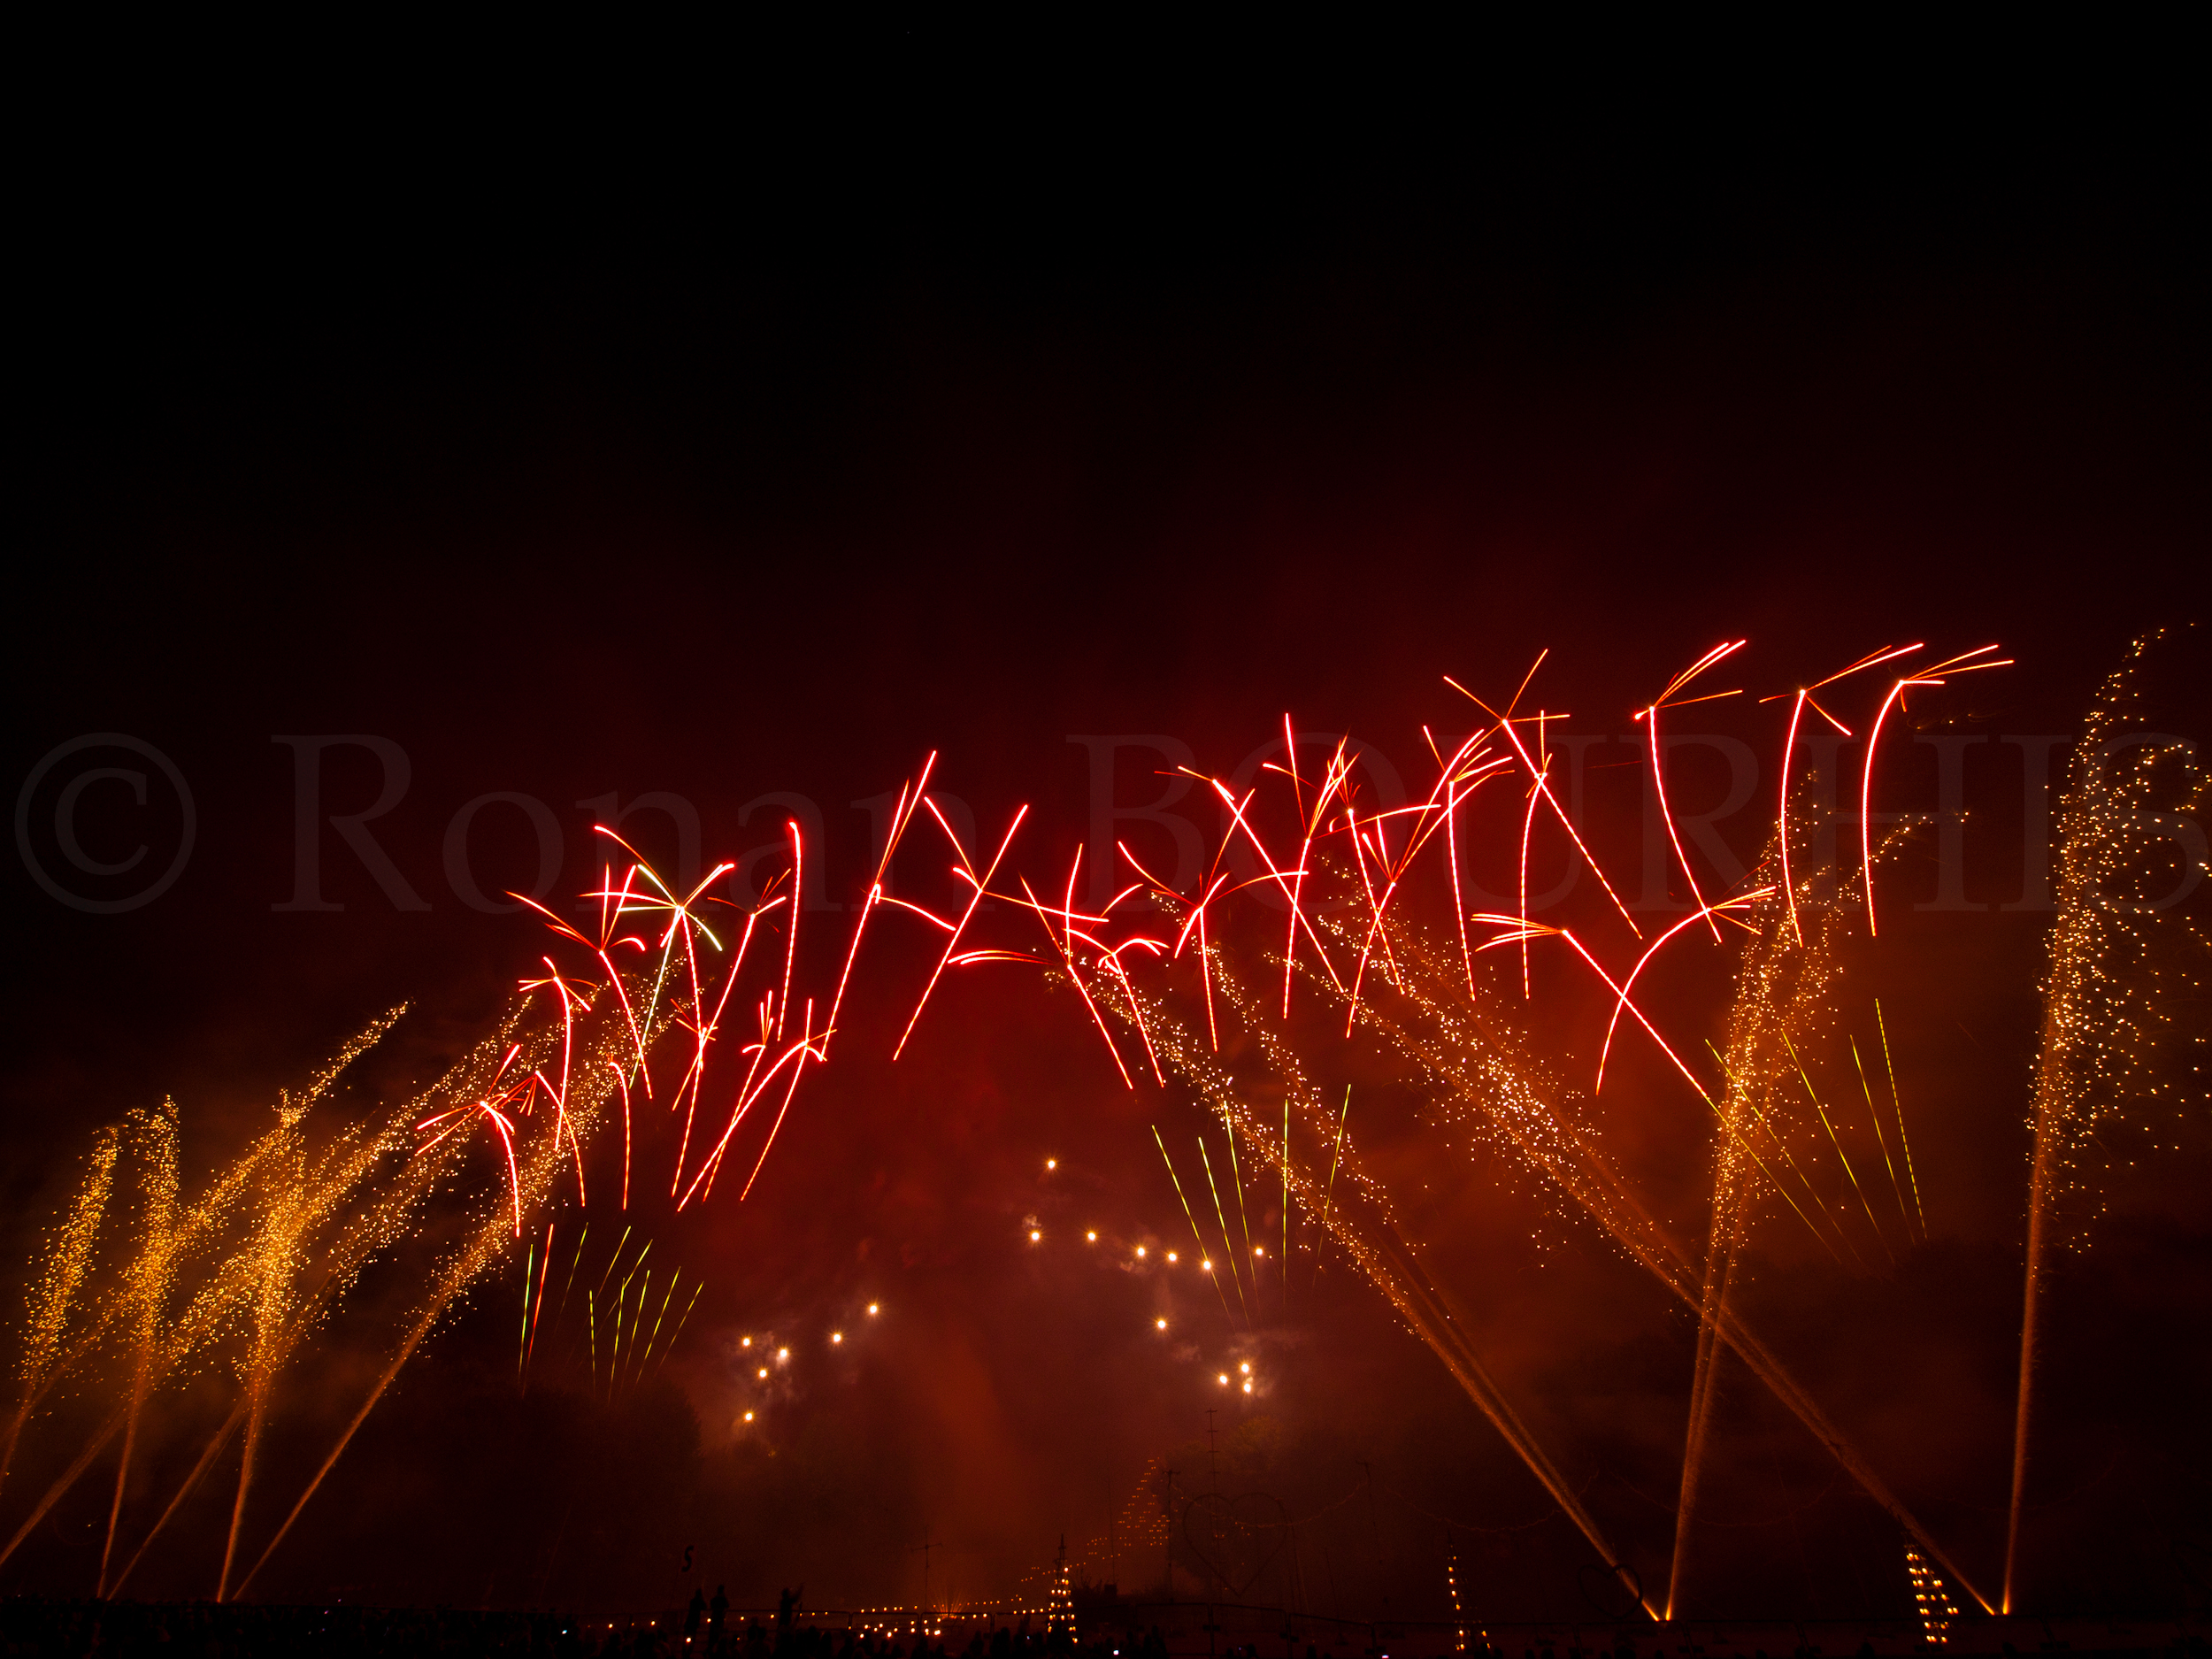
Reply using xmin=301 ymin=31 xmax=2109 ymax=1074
xmin=5 ymin=63 xmax=2208 ymax=1627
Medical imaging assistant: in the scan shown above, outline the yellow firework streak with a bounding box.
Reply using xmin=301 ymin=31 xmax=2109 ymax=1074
xmin=1152 ymin=1127 xmax=1235 ymax=1326
xmin=1196 ymin=1136 xmax=1251 ymax=1327
xmin=1876 ymin=1001 xmax=1926 ymax=1238
xmin=1784 ymin=1033 xmax=1890 ymax=1268
xmin=1852 ymin=1035 xmax=1914 ymax=1245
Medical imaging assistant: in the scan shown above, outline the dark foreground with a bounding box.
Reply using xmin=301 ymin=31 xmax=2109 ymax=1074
xmin=2 ymin=1600 xmax=2204 ymax=1659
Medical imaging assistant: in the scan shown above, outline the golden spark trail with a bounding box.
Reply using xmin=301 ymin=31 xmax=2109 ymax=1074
xmin=1678 ymin=1049 xmax=1765 ymax=1608
xmin=2009 ymin=933 xmax=2077 ymax=1612
xmin=27 ymin=969 xmax=692 ymax=1594
xmin=223 ymin=1021 xmax=482 ymax=1597
xmin=97 ymin=1099 xmax=179 ymax=1596
xmin=2002 ymin=635 xmax=2209 ymax=1613
xmin=16 ymin=659 xmax=2108 ymax=1609
xmin=1671 ymin=854 xmax=1847 ymax=1617
xmin=235 ymin=1222 xmax=507 ymax=1598
xmin=108 ymin=1395 xmax=244 ymax=1596
xmin=234 ymin=1014 xmax=615 ymax=1600
xmin=4 ymin=1010 xmax=415 ymax=1579
xmin=3 ymin=1125 xmax=119 ymax=1493
xmin=1142 ymin=889 xmax=1992 ymax=1616
xmin=1141 ymin=974 xmax=1657 ymax=1619
xmin=1324 ymin=962 xmax=1993 ymax=1612
xmin=1670 ymin=1220 xmax=1740 ymax=1621
xmin=1 ymin=1232 xmax=267 ymax=1571
xmin=221 ymin=1082 xmax=417 ymax=1598
xmin=217 ymin=1129 xmax=294 ymax=1601
xmin=944 ymin=655 xmax=2033 ymax=1618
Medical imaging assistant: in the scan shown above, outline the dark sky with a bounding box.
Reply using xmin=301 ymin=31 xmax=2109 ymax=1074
xmin=4 ymin=59 xmax=2208 ymax=1626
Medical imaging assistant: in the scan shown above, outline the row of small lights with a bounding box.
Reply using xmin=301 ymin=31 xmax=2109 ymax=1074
xmin=736 ymin=1302 xmax=882 ymax=1424
xmin=1031 ymin=1231 xmax=1271 ymax=1273
xmin=1036 ymin=1158 xmax=1259 ymax=1396
xmin=1030 ymin=1226 xmax=1270 ymax=1273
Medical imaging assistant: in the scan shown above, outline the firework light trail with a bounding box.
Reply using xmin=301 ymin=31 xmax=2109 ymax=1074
xmin=1668 ymin=841 xmax=1850 ymax=1618
xmin=3 ymin=1010 xmax=418 ymax=1581
xmin=4 ymin=1123 xmax=119 ymax=1495
xmin=4 ymin=1004 xmax=419 ymax=1573
xmin=849 ymin=641 xmax=2078 ymax=1617
xmin=8 ymin=643 xmax=2198 ymax=1618
xmin=2 ymin=750 xmax=975 ymax=1597
xmin=2001 ymin=633 xmax=2210 ymax=1612
xmin=96 ymin=1098 xmax=178 ymax=1597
